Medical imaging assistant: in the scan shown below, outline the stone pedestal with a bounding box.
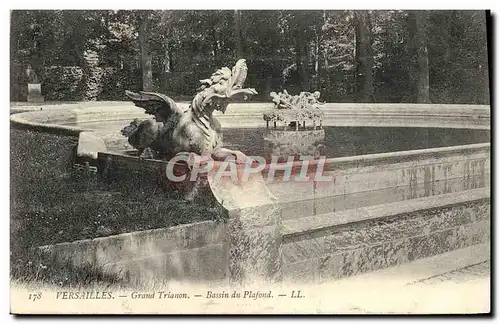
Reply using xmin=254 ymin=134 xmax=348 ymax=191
xmin=27 ymin=83 xmax=44 ymax=103
xmin=208 ymin=162 xmax=283 ymax=285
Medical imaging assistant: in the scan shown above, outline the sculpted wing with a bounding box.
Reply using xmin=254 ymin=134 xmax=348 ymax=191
xmin=125 ymin=90 xmax=185 ymax=123
xmin=231 ymin=59 xmax=248 ymax=89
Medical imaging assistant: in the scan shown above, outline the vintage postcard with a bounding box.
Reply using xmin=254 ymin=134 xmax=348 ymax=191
xmin=9 ymin=9 xmax=491 ymax=315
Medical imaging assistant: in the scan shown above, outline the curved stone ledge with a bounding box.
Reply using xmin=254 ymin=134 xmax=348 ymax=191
xmin=265 ymin=142 xmax=490 ymax=221
xmin=282 ymin=186 xmax=490 ymax=238
xmin=322 ymin=142 xmax=491 ymax=169
xmin=38 ymin=220 xmax=230 ymax=285
xmin=10 ymin=104 xmax=151 ymax=135
xmin=10 ymin=102 xmax=491 ymax=135
xmin=215 ymin=103 xmax=491 ymax=130
xmin=280 ymin=189 xmax=490 ymax=283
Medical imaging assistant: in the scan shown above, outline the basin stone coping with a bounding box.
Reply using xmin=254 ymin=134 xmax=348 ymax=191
xmin=38 ymin=219 xmax=222 ymax=251
xmin=10 ymin=102 xmax=491 ymax=135
xmin=252 ymin=142 xmax=491 ymax=176
xmin=281 ymin=186 xmax=490 ymax=238
xmin=11 ymin=101 xmax=491 ymax=113
xmin=37 ymin=186 xmax=490 ymax=258
xmin=92 ymin=141 xmax=491 ymax=184
xmin=98 ymin=151 xmax=167 ymax=169
xmin=11 ymin=102 xmax=490 ymax=120
xmin=93 ymin=142 xmax=490 ymax=182
xmin=262 ymin=142 xmax=490 ymax=192
xmin=10 ymin=116 xmax=85 ymax=136
xmin=319 ymin=142 xmax=490 ymax=170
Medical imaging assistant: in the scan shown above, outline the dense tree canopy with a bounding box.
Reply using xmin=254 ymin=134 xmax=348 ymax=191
xmin=10 ymin=10 xmax=490 ymax=104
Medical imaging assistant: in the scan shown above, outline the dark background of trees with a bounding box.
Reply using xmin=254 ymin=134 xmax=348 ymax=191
xmin=10 ymin=10 xmax=490 ymax=104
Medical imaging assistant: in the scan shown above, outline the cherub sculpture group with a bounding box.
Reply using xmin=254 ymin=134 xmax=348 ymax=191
xmin=270 ymin=90 xmax=323 ymax=110
xmin=264 ymin=89 xmax=325 ymax=130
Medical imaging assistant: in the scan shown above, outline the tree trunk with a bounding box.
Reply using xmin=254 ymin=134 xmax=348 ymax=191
xmin=164 ymin=44 xmax=171 ymax=73
xmin=212 ymin=17 xmax=222 ymax=58
xmin=410 ymin=11 xmax=430 ymax=103
xmin=443 ymin=11 xmax=455 ymax=62
xmin=314 ymin=32 xmax=320 ymax=88
xmin=139 ymin=13 xmax=153 ymax=91
xmin=160 ymin=10 xmax=173 ymax=74
xmin=234 ymin=10 xmax=243 ymax=59
xmin=241 ymin=12 xmax=249 ymax=56
xmin=295 ymin=27 xmax=309 ymax=90
xmin=354 ymin=10 xmax=374 ymax=102
xmin=322 ymin=10 xmax=328 ymax=70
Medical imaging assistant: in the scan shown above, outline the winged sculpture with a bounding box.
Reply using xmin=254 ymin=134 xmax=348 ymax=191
xmin=121 ymin=59 xmax=258 ymax=164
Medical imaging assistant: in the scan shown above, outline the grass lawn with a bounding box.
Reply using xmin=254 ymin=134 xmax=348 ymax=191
xmin=10 ymin=128 xmax=221 ymax=287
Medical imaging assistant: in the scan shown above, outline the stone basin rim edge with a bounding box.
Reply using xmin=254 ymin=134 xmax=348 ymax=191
xmin=35 ymin=187 xmax=490 ymax=252
xmin=10 ymin=102 xmax=491 ymax=135
xmin=281 ymin=186 xmax=491 ymax=238
xmin=96 ymin=141 xmax=490 ymax=169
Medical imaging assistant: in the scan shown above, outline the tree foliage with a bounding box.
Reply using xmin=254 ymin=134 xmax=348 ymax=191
xmin=10 ymin=10 xmax=490 ymax=104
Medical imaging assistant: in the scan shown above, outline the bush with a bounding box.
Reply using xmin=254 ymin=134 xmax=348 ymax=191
xmin=10 ymin=63 xmax=28 ymax=101
xmin=42 ymin=66 xmax=84 ymax=101
xmin=97 ymin=67 xmax=142 ymax=101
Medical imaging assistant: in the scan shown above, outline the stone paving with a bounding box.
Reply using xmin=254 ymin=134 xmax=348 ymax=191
xmin=408 ymin=261 xmax=490 ymax=286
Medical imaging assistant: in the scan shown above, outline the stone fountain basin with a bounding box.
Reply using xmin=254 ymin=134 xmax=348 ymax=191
xmin=11 ymin=102 xmax=491 ymax=285
xmin=10 ymin=101 xmax=490 ymax=159
xmin=10 ymin=101 xmax=490 ymax=132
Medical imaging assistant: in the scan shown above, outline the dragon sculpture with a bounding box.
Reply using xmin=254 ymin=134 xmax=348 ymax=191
xmin=121 ymin=59 xmax=258 ymax=164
